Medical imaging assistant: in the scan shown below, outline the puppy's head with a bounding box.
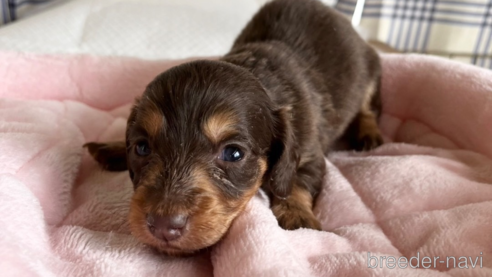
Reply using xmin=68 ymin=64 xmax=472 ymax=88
xmin=87 ymin=60 xmax=298 ymax=255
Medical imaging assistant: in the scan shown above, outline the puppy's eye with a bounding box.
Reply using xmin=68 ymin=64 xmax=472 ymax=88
xmin=219 ymin=146 xmax=244 ymax=162
xmin=135 ymin=141 xmax=151 ymax=156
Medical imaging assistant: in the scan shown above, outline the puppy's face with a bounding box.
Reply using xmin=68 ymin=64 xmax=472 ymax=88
xmin=126 ymin=61 xmax=279 ymax=255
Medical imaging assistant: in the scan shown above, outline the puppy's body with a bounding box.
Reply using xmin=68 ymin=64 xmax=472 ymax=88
xmin=222 ymin=0 xmax=381 ymax=227
xmin=228 ymin=0 xmax=380 ymax=150
xmin=85 ymin=0 xmax=383 ymax=255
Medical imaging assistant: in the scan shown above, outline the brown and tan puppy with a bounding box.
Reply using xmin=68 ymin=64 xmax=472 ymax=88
xmin=85 ymin=0 xmax=383 ymax=256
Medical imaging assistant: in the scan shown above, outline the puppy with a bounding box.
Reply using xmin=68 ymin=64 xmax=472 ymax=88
xmin=85 ymin=0 xmax=383 ymax=256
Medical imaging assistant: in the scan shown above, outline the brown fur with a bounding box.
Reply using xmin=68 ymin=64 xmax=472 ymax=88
xmin=141 ymin=105 xmax=164 ymax=139
xmin=85 ymin=0 xmax=383 ymax=255
xmin=128 ymin=162 xmax=265 ymax=255
xmin=202 ymin=111 xmax=238 ymax=144
xmin=271 ymin=185 xmax=321 ymax=230
xmin=83 ymin=141 xmax=127 ymax=171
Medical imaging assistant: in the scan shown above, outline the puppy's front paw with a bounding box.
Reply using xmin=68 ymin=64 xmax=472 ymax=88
xmin=350 ymin=111 xmax=384 ymax=151
xmin=272 ymin=204 xmax=321 ymax=230
xmin=356 ymin=132 xmax=383 ymax=151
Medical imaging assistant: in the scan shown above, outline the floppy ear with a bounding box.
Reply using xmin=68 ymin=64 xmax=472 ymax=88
xmin=84 ymin=141 xmax=128 ymax=171
xmin=266 ymin=106 xmax=299 ymax=199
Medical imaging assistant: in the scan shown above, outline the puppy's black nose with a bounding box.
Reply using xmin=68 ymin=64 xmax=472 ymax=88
xmin=147 ymin=214 xmax=188 ymax=242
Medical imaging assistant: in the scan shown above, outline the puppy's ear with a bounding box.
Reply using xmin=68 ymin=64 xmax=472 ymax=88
xmin=266 ymin=106 xmax=299 ymax=199
xmin=84 ymin=141 xmax=128 ymax=171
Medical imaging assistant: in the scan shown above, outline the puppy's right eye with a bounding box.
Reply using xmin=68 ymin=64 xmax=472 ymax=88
xmin=219 ymin=146 xmax=244 ymax=162
xmin=135 ymin=141 xmax=151 ymax=156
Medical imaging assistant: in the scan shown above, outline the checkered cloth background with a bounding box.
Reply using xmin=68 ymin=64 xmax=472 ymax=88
xmin=1 ymin=0 xmax=491 ymax=68
xmin=336 ymin=0 xmax=492 ymax=68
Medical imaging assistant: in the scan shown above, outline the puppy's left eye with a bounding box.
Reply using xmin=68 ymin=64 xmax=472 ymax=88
xmin=219 ymin=146 xmax=244 ymax=162
xmin=135 ymin=141 xmax=151 ymax=156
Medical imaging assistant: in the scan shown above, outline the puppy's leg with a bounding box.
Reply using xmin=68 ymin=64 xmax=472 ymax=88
xmin=347 ymin=81 xmax=384 ymax=151
xmin=271 ymin=185 xmax=321 ymax=230
xmin=271 ymin=156 xmax=324 ymax=230
xmin=348 ymin=110 xmax=383 ymax=151
xmin=84 ymin=141 xmax=128 ymax=171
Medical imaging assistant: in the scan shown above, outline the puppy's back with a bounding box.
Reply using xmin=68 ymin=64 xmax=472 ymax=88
xmin=232 ymin=0 xmax=380 ymax=111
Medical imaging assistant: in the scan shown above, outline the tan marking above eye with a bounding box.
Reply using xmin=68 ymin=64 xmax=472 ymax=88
xmin=202 ymin=111 xmax=238 ymax=144
xmin=140 ymin=101 xmax=164 ymax=138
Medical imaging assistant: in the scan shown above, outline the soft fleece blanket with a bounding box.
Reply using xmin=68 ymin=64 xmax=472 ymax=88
xmin=1 ymin=52 xmax=491 ymax=277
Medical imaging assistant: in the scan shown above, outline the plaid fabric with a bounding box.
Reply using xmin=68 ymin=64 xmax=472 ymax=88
xmin=336 ymin=0 xmax=492 ymax=68
xmin=0 ymin=0 xmax=53 ymax=26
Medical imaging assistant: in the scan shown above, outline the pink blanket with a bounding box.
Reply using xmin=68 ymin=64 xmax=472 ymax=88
xmin=1 ymin=52 xmax=491 ymax=277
